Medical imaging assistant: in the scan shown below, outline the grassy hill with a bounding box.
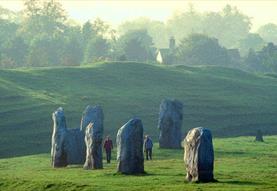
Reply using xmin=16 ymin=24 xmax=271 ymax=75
xmin=0 ymin=136 xmax=277 ymax=191
xmin=1 ymin=62 xmax=277 ymax=158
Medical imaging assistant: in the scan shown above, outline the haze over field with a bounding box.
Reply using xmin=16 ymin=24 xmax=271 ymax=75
xmin=0 ymin=0 xmax=277 ymax=156
xmin=1 ymin=0 xmax=277 ymax=30
xmin=1 ymin=1 xmax=277 ymax=190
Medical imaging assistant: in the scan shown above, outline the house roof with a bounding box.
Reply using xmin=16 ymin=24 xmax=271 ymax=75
xmin=157 ymin=48 xmax=170 ymax=56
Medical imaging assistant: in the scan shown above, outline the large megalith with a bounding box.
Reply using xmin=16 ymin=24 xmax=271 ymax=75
xmin=80 ymin=105 xmax=95 ymax=132
xmin=83 ymin=106 xmax=104 ymax=170
xmin=158 ymin=99 xmax=183 ymax=149
xmin=51 ymin=107 xmax=68 ymax=167
xmin=184 ymin=127 xmax=215 ymax=182
xmin=65 ymin=128 xmax=86 ymax=164
xmin=117 ymin=118 xmax=144 ymax=174
xmin=51 ymin=106 xmax=95 ymax=167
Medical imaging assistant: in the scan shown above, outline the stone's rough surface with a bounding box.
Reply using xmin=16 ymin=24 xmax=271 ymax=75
xmin=81 ymin=105 xmax=102 ymax=132
xmin=83 ymin=106 xmax=104 ymax=170
xmin=184 ymin=127 xmax=215 ymax=182
xmin=158 ymin=99 xmax=183 ymax=149
xmin=51 ymin=106 xmax=94 ymax=167
xmin=117 ymin=118 xmax=144 ymax=174
xmin=66 ymin=129 xmax=85 ymax=164
xmin=51 ymin=107 xmax=68 ymax=167
xmin=255 ymin=129 xmax=264 ymax=142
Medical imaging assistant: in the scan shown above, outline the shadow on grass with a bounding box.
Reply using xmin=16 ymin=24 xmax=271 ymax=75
xmin=145 ymin=172 xmax=184 ymax=176
xmin=113 ymin=171 xmax=148 ymax=176
xmin=215 ymin=150 xmax=246 ymax=157
xmin=112 ymin=171 xmax=184 ymax=177
xmin=67 ymin=165 xmax=83 ymax=168
xmin=181 ymin=179 xmax=263 ymax=186
xmin=219 ymin=180 xmax=263 ymax=186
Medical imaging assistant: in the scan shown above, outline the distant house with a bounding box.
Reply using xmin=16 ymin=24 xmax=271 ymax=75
xmin=156 ymin=37 xmax=176 ymax=64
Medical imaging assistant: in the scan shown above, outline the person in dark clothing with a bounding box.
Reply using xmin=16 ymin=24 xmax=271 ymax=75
xmin=144 ymin=135 xmax=153 ymax=160
xmin=103 ymin=136 xmax=113 ymax=163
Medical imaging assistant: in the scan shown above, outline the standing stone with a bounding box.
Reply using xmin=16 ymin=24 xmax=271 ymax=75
xmin=81 ymin=105 xmax=102 ymax=132
xmin=117 ymin=118 xmax=144 ymax=174
xmin=158 ymin=99 xmax=183 ymax=149
xmin=51 ymin=107 xmax=68 ymax=167
xmin=255 ymin=129 xmax=264 ymax=142
xmin=65 ymin=128 xmax=85 ymax=164
xmin=83 ymin=106 xmax=104 ymax=169
xmin=51 ymin=106 xmax=91 ymax=167
xmin=184 ymin=127 xmax=215 ymax=182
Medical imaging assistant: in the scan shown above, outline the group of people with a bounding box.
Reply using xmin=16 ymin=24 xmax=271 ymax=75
xmin=103 ymin=135 xmax=154 ymax=163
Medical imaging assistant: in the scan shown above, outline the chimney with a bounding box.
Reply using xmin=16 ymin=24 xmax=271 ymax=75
xmin=169 ymin=36 xmax=175 ymax=50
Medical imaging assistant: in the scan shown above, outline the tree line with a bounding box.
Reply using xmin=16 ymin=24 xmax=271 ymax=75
xmin=1 ymin=0 xmax=277 ymax=73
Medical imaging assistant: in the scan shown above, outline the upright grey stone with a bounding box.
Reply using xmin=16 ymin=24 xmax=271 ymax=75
xmin=51 ymin=106 xmax=89 ymax=167
xmin=65 ymin=128 xmax=85 ymax=164
xmin=255 ymin=129 xmax=264 ymax=142
xmin=184 ymin=127 xmax=215 ymax=182
xmin=158 ymin=99 xmax=183 ymax=149
xmin=83 ymin=106 xmax=104 ymax=170
xmin=117 ymin=118 xmax=144 ymax=174
xmin=51 ymin=107 xmax=68 ymax=167
xmin=81 ymin=105 xmax=102 ymax=132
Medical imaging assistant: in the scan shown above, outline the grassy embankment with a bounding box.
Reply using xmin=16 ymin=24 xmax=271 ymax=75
xmin=0 ymin=62 xmax=277 ymax=157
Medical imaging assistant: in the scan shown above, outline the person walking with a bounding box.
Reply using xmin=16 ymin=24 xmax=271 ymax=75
xmin=103 ymin=136 xmax=113 ymax=163
xmin=144 ymin=135 xmax=153 ymax=160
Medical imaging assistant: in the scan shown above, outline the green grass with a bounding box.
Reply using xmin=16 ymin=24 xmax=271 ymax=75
xmin=1 ymin=61 xmax=277 ymax=158
xmin=0 ymin=136 xmax=277 ymax=191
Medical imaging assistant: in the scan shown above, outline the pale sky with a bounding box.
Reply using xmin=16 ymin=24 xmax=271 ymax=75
xmin=0 ymin=0 xmax=277 ymax=31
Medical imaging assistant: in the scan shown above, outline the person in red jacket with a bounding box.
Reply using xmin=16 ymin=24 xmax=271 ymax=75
xmin=103 ymin=135 xmax=113 ymax=163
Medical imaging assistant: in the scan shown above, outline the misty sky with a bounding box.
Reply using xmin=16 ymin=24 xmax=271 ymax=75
xmin=1 ymin=0 xmax=277 ymax=31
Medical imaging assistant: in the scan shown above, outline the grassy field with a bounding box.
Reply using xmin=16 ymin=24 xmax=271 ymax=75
xmin=0 ymin=136 xmax=277 ymax=191
xmin=1 ymin=62 xmax=277 ymax=158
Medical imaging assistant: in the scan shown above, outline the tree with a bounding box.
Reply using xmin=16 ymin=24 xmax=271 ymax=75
xmin=167 ymin=4 xmax=203 ymax=44
xmin=167 ymin=4 xmax=251 ymax=48
xmin=21 ymin=0 xmax=67 ymax=40
xmin=0 ymin=6 xmax=20 ymax=22
xmin=91 ymin=18 xmax=116 ymax=40
xmin=61 ymin=29 xmax=83 ymax=66
xmin=118 ymin=17 xmax=168 ymax=48
xmin=244 ymin=49 xmax=264 ymax=72
xmin=176 ymin=34 xmax=232 ymax=66
xmin=244 ymin=43 xmax=277 ymax=73
xmin=0 ymin=18 xmax=18 ymax=41
xmin=258 ymin=23 xmax=277 ymax=44
xmin=3 ymin=37 xmax=28 ymax=67
xmin=84 ymin=36 xmax=110 ymax=63
xmin=259 ymin=43 xmax=277 ymax=72
xmin=0 ymin=19 xmax=20 ymax=68
xmin=203 ymin=5 xmax=251 ymax=48
xmin=27 ymin=34 xmax=64 ymax=67
xmin=238 ymin=33 xmax=265 ymax=56
xmin=82 ymin=21 xmax=95 ymax=46
xmin=116 ymin=29 xmax=154 ymax=62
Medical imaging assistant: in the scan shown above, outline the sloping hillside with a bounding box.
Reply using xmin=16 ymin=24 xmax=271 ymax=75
xmin=0 ymin=62 xmax=277 ymax=158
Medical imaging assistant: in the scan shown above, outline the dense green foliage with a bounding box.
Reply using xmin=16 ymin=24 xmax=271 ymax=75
xmin=1 ymin=136 xmax=277 ymax=190
xmin=258 ymin=23 xmax=277 ymax=44
xmin=244 ymin=43 xmax=277 ymax=73
xmin=1 ymin=62 xmax=277 ymax=158
xmin=176 ymin=34 xmax=233 ymax=66
xmin=1 ymin=1 xmax=277 ymax=72
xmin=118 ymin=17 xmax=167 ymax=48
xmin=238 ymin=33 xmax=265 ymax=56
xmin=119 ymin=4 xmax=251 ymax=50
xmin=116 ymin=29 xmax=154 ymax=62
